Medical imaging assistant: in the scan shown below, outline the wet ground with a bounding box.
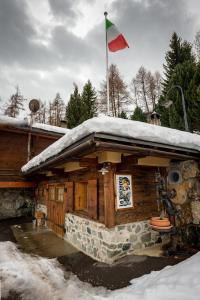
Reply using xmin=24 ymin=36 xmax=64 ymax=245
xmin=0 ymin=217 xmax=185 ymax=290
xmin=58 ymin=251 xmax=182 ymax=289
xmin=12 ymin=223 xmax=77 ymax=258
xmin=0 ymin=216 xmax=33 ymax=243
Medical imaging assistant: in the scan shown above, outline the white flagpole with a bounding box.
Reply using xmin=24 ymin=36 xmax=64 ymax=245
xmin=104 ymin=11 xmax=110 ymax=116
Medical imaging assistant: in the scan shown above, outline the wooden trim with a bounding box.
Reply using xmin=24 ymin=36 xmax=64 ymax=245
xmin=103 ymin=166 xmax=115 ymax=228
xmin=87 ymin=179 xmax=98 ymax=220
xmin=65 ymin=182 xmax=74 ymax=212
xmin=0 ymin=181 xmax=37 ymax=188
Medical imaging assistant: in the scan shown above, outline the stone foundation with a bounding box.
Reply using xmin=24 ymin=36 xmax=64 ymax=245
xmin=169 ymin=160 xmax=200 ymax=225
xmin=64 ymin=213 xmax=160 ymax=264
xmin=0 ymin=188 xmax=34 ymax=220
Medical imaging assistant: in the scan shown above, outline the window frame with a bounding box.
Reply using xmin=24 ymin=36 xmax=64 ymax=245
xmin=48 ymin=185 xmax=56 ymax=201
xmin=56 ymin=185 xmax=65 ymax=202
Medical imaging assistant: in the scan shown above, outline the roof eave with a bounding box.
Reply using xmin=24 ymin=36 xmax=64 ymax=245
xmin=22 ymin=132 xmax=200 ymax=175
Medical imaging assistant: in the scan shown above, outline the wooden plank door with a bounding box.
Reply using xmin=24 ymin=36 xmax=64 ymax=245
xmin=47 ymin=184 xmax=66 ymax=238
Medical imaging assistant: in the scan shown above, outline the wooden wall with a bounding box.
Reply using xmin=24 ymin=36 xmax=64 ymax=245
xmin=37 ymin=164 xmax=161 ymax=227
xmin=0 ymin=130 xmax=58 ymax=181
xmin=115 ymin=165 xmax=159 ymax=225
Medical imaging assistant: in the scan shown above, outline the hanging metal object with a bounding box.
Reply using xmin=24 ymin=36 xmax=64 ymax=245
xmin=98 ymin=163 xmax=109 ymax=175
xmin=27 ymin=99 xmax=40 ymax=162
xmin=29 ymin=99 xmax=40 ymax=113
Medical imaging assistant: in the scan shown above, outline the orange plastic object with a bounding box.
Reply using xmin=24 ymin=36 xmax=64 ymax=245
xmin=149 ymin=217 xmax=171 ymax=227
xmin=35 ymin=211 xmax=45 ymax=219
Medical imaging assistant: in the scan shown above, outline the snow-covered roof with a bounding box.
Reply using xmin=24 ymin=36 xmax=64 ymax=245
xmin=22 ymin=116 xmax=200 ymax=173
xmin=0 ymin=115 xmax=69 ymax=135
xmin=0 ymin=115 xmax=27 ymax=127
xmin=32 ymin=123 xmax=70 ymax=135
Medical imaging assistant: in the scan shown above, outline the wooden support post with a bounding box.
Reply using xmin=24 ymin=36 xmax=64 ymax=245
xmin=103 ymin=165 xmax=115 ymax=228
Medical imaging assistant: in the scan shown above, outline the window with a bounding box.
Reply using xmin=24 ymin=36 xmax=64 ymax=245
xmin=49 ymin=186 xmax=55 ymax=201
xmin=38 ymin=187 xmax=45 ymax=204
xmin=75 ymin=182 xmax=88 ymax=211
xmin=56 ymin=186 xmax=65 ymax=202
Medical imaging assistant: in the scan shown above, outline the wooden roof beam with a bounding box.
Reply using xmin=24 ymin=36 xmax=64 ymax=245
xmin=95 ymin=141 xmax=199 ymax=160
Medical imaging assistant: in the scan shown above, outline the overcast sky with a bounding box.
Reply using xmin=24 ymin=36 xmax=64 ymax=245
xmin=0 ymin=0 xmax=200 ymax=107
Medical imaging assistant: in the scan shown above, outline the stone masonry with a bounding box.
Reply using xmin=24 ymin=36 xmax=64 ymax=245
xmin=65 ymin=213 xmax=160 ymax=264
xmin=0 ymin=188 xmax=34 ymax=220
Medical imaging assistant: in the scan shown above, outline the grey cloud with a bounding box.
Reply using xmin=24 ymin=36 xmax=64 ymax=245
xmin=48 ymin=0 xmax=81 ymax=25
xmin=50 ymin=25 xmax=98 ymax=66
xmin=0 ymin=0 xmax=199 ymax=106
xmin=0 ymin=0 xmax=56 ymax=69
xmin=105 ymin=0 xmax=196 ymax=75
xmin=0 ymin=0 xmax=35 ymax=64
xmin=0 ymin=0 xmax=95 ymax=71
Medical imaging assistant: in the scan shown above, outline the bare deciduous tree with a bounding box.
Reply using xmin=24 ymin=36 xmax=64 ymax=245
xmin=98 ymin=64 xmax=130 ymax=117
xmin=34 ymin=100 xmax=47 ymax=124
xmin=194 ymin=30 xmax=200 ymax=62
xmin=48 ymin=93 xmax=65 ymax=126
xmin=131 ymin=67 xmax=162 ymax=113
xmin=4 ymin=86 xmax=25 ymax=118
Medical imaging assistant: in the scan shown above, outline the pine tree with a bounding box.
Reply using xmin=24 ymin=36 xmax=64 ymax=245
xmin=130 ymin=106 xmax=147 ymax=122
xmin=4 ymin=86 xmax=25 ymax=118
xmin=66 ymin=84 xmax=82 ymax=129
xmin=186 ymin=62 xmax=200 ymax=131
xmin=157 ymin=32 xmax=196 ymax=129
xmin=80 ymin=80 xmax=97 ymax=123
xmin=162 ymin=33 xmax=194 ymax=90
xmin=119 ymin=111 xmax=128 ymax=119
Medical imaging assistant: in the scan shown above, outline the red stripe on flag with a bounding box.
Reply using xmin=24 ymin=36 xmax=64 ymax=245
xmin=108 ymin=34 xmax=129 ymax=52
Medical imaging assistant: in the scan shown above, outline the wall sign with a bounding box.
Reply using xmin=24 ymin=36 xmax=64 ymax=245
xmin=115 ymin=174 xmax=133 ymax=209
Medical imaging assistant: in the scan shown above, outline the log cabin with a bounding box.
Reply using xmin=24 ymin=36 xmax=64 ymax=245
xmin=22 ymin=116 xmax=200 ymax=263
xmin=0 ymin=116 xmax=69 ymax=219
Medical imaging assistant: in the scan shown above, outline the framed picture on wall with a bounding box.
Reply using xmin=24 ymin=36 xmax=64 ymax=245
xmin=115 ymin=174 xmax=133 ymax=209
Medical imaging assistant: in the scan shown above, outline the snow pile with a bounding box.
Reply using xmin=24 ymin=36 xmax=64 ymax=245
xmin=22 ymin=116 xmax=200 ymax=172
xmin=0 ymin=242 xmax=105 ymax=300
xmin=103 ymin=253 xmax=200 ymax=300
xmin=1 ymin=241 xmax=200 ymax=300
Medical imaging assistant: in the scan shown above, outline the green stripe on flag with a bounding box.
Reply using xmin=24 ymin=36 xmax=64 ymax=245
xmin=106 ymin=18 xmax=113 ymax=29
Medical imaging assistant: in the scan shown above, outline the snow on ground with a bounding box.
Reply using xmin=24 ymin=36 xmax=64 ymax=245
xmin=1 ymin=241 xmax=200 ymax=300
xmin=0 ymin=242 xmax=105 ymax=300
xmin=22 ymin=116 xmax=200 ymax=172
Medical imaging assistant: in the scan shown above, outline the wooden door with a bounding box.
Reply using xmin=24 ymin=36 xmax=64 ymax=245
xmin=47 ymin=184 xmax=66 ymax=238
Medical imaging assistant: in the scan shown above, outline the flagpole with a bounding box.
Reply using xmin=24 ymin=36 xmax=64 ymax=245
xmin=104 ymin=11 xmax=110 ymax=116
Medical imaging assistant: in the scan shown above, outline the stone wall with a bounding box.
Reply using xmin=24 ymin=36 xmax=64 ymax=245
xmin=0 ymin=188 xmax=35 ymax=220
xmin=168 ymin=160 xmax=200 ymax=225
xmin=64 ymin=213 xmax=160 ymax=264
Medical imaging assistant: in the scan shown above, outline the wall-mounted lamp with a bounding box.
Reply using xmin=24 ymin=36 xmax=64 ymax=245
xmin=98 ymin=163 xmax=109 ymax=175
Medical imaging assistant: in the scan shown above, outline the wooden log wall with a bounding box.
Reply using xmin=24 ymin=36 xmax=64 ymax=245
xmin=0 ymin=130 xmax=59 ymax=181
xmin=37 ymin=164 xmax=162 ymax=227
xmin=115 ymin=165 xmax=160 ymax=225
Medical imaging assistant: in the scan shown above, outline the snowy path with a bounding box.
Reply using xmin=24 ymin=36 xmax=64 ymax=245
xmin=1 ymin=241 xmax=200 ymax=300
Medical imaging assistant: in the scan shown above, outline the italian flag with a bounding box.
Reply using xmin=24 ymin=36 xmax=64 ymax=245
xmin=106 ymin=18 xmax=129 ymax=52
